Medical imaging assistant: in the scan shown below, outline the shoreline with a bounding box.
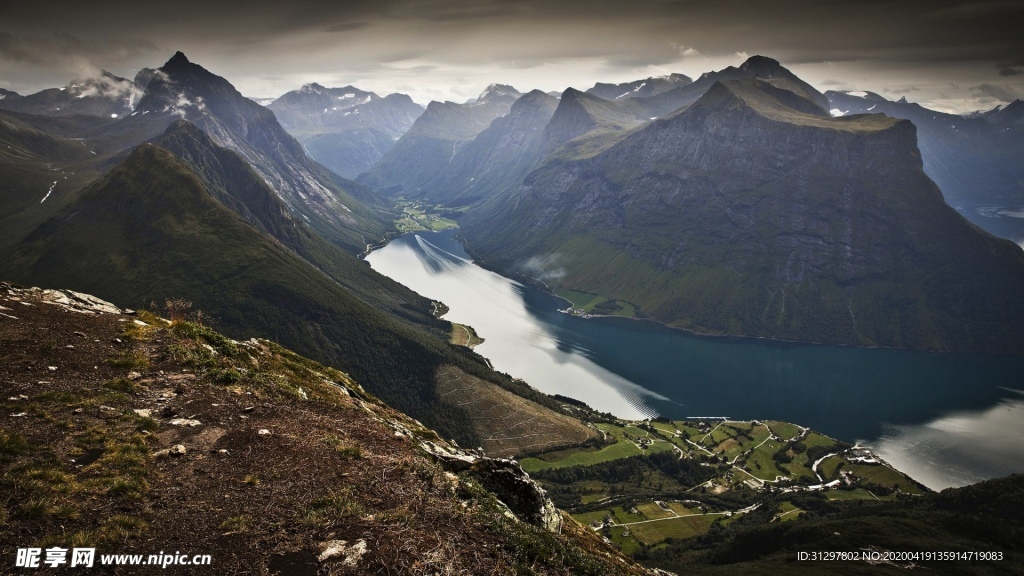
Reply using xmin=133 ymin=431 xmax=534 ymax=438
xmin=371 ymin=228 xmax=1023 ymax=358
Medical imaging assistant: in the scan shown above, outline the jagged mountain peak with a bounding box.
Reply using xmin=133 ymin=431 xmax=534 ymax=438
xmin=698 ymin=78 xmax=833 ymax=119
xmin=477 ymin=83 xmax=521 ymax=102
xmin=166 ymin=50 xmax=191 ymax=67
xmin=738 ymin=54 xmax=783 ymax=74
xmin=586 ymin=73 xmax=692 ymax=101
xmin=515 ymin=89 xmax=558 ymax=107
xmin=559 ymin=87 xmax=586 ymax=102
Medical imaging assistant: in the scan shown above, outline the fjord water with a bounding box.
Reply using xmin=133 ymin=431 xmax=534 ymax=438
xmin=366 ymin=231 xmax=1024 ymax=489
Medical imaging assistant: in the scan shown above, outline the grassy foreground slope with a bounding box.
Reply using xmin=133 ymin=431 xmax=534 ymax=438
xmin=0 ymin=283 xmax=651 ymax=575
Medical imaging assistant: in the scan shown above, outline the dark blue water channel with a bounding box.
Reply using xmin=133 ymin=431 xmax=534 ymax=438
xmin=366 ymin=230 xmax=1024 ymax=489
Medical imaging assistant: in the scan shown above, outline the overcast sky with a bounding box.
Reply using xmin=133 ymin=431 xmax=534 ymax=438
xmin=2 ymin=0 xmax=1023 ymax=113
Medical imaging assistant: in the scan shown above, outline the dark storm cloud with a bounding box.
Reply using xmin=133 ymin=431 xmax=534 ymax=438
xmin=973 ymin=83 xmax=1024 ymax=101
xmin=0 ymin=32 xmax=157 ymax=68
xmin=323 ymin=22 xmax=371 ymax=33
xmin=1 ymin=0 xmax=1022 ymax=109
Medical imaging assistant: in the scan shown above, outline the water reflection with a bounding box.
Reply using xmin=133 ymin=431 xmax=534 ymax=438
xmin=366 ymin=231 xmax=1024 ymax=486
xmin=368 ymin=233 xmax=665 ymax=418
xmin=871 ymin=392 xmax=1024 ymax=490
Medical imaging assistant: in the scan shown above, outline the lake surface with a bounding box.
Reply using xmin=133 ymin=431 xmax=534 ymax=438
xmin=366 ymin=230 xmax=1024 ymax=490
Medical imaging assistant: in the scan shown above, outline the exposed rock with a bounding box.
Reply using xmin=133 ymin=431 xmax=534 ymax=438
xmin=318 ymin=539 xmax=367 ymax=566
xmin=469 ymin=458 xmax=562 ymax=532
xmin=168 ymin=418 xmax=201 ymax=427
xmin=170 ymin=444 xmax=187 ymax=456
xmin=420 ymin=439 xmax=562 ymax=532
xmin=257 ymin=428 xmax=271 ymax=436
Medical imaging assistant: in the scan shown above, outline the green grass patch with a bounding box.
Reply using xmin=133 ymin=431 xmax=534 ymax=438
xmin=108 ymin=351 xmax=149 ymax=370
xmin=627 ymin=514 xmax=719 ymax=546
xmin=742 ymin=440 xmax=787 ymax=481
xmin=450 ymin=323 xmax=484 ymax=348
xmin=803 ymin=431 xmax=837 ymax=450
xmin=846 ymin=463 xmax=922 ymax=494
xmin=820 ymin=455 xmax=845 ymax=480
xmin=766 ymin=421 xmax=801 ymax=440
xmin=635 ymin=502 xmax=674 ymax=520
xmin=666 ymin=502 xmax=696 ymax=516
xmin=824 ymin=488 xmax=879 ymax=501
xmin=520 ymin=440 xmax=641 ymax=472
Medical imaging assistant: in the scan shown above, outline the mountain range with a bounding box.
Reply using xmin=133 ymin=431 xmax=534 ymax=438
xmin=450 ymin=58 xmax=1024 ymax=354
xmin=3 ymin=48 xmax=1024 ymax=575
xmin=0 ymin=53 xmax=585 ymax=452
xmin=827 ymin=90 xmax=1024 ymax=242
xmin=0 ymin=71 xmax=143 ymax=118
xmin=267 ymin=83 xmax=424 ymax=179
xmin=356 ymin=84 xmax=522 ymax=194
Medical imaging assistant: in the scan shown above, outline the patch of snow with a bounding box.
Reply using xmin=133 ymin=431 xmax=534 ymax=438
xmin=976 ymin=206 xmax=1024 ymax=219
xmin=40 ymin=181 xmax=58 ymax=204
xmin=633 ymin=82 xmax=647 ymax=93
xmin=0 ymin=94 xmax=5 ymax=100
xmin=830 ymin=109 xmax=846 ymax=117
xmin=867 ymin=105 xmax=876 ymax=111
xmin=847 ymin=91 xmax=868 ymax=98
xmin=343 ymin=111 xmax=350 ymax=116
xmin=110 ymin=113 xmax=118 ymax=118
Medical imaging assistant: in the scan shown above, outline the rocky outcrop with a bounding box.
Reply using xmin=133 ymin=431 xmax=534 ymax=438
xmin=419 ymin=440 xmax=562 ymax=532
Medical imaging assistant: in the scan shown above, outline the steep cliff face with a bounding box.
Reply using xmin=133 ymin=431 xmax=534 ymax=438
xmin=420 ymin=90 xmax=559 ymax=206
xmin=463 ymin=79 xmax=1024 ymax=354
xmin=119 ymin=52 xmax=386 ymax=253
xmin=538 ymin=88 xmax=650 ymax=160
xmin=827 ymin=91 xmax=1024 ymax=242
xmin=358 ymin=85 xmax=521 ymax=195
